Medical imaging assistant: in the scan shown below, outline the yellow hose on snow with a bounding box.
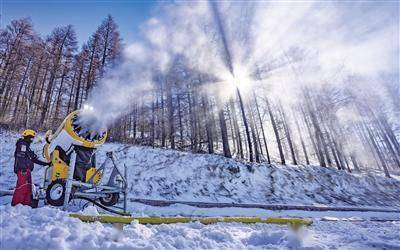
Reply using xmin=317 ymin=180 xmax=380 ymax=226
xmin=69 ymin=214 xmax=313 ymax=227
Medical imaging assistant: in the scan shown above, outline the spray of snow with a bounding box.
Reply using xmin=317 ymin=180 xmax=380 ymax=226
xmin=82 ymin=1 xmax=398 ymax=133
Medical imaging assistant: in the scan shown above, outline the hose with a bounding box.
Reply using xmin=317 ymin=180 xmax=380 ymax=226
xmin=73 ymin=196 xmax=131 ymax=216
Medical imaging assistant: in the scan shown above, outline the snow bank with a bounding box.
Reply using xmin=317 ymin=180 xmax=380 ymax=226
xmin=1 ymin=205 xmax=399 ymax=250
xmin=1 ymin=131 xmax=400 ymax=208
xmin=0 ymin=205 xmax=303 ymax=249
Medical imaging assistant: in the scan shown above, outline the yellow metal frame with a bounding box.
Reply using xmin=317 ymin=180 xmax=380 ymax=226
xmin=85 ymin=167 xmax=102 ymax=184
xmin=51 ymin=150 xmax=69 ymax=181
xmin=50 ymin=150 xmax=102 ymax=184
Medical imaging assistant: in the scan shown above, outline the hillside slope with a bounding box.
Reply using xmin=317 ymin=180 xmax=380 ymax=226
xmin=1 ymin=131 xmax=399 ymax=208
xmin=104 ymin=144 xmax=400 ymax=208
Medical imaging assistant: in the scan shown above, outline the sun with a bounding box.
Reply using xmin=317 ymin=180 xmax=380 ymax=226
xmin=232 ymin=65 xmax=253 ymax=94
xmin=216 ymin=64 xmax=253 ymax=101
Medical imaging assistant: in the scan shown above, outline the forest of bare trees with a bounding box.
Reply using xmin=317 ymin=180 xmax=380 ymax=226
xmin=0 ymin=16 xmax=121 ymax=129
xmin=1 ymin=16 xmax=399 ymax=177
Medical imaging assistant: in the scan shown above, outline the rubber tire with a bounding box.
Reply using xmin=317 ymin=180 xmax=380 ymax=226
xmin=99 ymin=193 xmax=120 ymax=206
xmin=46 ymin=179 xmax=66 ymax=206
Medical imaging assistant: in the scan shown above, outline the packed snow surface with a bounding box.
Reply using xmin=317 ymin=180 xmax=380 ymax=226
xmin=1 ymin=205 xmax=400 ymax=250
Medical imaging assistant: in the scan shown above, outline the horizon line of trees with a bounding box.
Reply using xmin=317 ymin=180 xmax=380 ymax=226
xmin=1 ymin=17 xmax=399 ymax=178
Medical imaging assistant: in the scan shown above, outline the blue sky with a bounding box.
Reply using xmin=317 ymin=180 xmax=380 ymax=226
xmin=1 ymin=0 xmax=158 ymax=46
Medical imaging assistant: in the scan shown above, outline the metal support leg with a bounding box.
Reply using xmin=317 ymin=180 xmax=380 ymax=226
xmin=63 ymin=151 xmax=76 ymax=210
xmin=123 ymin=163 xmax=127 ymax=213
xmin=43 ymin=165 xmax=51 ymax=188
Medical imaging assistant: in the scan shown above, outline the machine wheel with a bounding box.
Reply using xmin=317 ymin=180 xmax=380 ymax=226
xmin=99 ymin=193 xmax=119 ymax=206
xmin=46 ymin=179 xmax=66 ymax=206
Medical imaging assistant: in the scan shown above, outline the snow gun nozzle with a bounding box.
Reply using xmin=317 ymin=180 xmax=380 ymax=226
xmin=70 ymin=109 xmax=107 ymax=143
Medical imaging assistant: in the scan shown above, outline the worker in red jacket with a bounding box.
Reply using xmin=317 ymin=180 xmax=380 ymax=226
xmin=11 ymin=129 xmax=50 ymax=207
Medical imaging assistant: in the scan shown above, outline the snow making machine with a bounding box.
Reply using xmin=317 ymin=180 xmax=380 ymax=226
xmin=42 ymin=110 xmax=128 ymax=214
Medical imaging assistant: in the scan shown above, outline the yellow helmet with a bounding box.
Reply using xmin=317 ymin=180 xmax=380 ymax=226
xmin=22 ymin=129 xmax=36 ymax=138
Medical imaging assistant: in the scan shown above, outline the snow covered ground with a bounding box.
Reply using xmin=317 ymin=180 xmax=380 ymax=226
xmin=1 ymin=205 xmax=400 ymax=250
xmin=1 ymin=131 xmax=399 ymax=208
xmin=1 ymin=131 xmax=400 ymax=249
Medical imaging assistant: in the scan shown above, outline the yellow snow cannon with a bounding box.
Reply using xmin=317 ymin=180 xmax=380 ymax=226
xmin=43 ymin=110 xmax=107 ymax=183
xmin=42 ymin=109 xmax=127 ymax=212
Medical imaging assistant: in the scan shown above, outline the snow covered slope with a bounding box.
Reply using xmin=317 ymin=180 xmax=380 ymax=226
xmin=1 ymin=131 xmax=400 ymax=250
xmin=108 ymin=144 xmax=400 ymax=208
xmin=1 ymin=131 xmax=399 ymax=208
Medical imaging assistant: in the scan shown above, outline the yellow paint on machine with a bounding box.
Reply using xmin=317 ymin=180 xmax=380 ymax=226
xmin=43 ymin=110 xmax=108 ymax=183
xmin=85 ymin=167 xmax=102 ymax=184
xmin=50 ymin=152 xmax=101 ymax=183
xmin=63 ymin=110 xmax=107 ymax=148
xmin=51 ymin=150 xmax=69 ymax=181
xmin=69 ymin=214 xmax=313 ymax=227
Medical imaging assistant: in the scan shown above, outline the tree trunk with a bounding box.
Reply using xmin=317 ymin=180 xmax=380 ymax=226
xmin=365 ymin=124 xmax=391 ymax=177
xmin=280 ymin=104 xmax=297 ymax=165
xmin=177 ymin=93 xmax=184 ymax=147
xmin=248 ymin=106 xmax=260 ymax=162
xmin=160 ymin=82 xmax=166 ymax=147
xmin=12 ymin=57 xmax=32 ymax=121
xmin=167 ymin=80 xmax=175 ymax=149
xmin=266 ymin=98 xmax=285 ymax=165
xmin=254 ymin=93 xmax=270 ymax=164
xmin=74 ymin=62 xmax=84 ymax=110
xmin=218 ymin=105 xmax=232 ymax=158
xmin=236 ymin=88 xmax=253 ymax=161
xmin=294 ymin=113 xmax=309 ymax=165
xmin=201 ymin=94 xmax=214 ymax=154
xmin=229 ymin=99 xmax=243 ymax=158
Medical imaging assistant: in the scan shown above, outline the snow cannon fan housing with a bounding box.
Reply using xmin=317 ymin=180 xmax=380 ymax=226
xmin=44 ymin=110 xmax=107 ymax=161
